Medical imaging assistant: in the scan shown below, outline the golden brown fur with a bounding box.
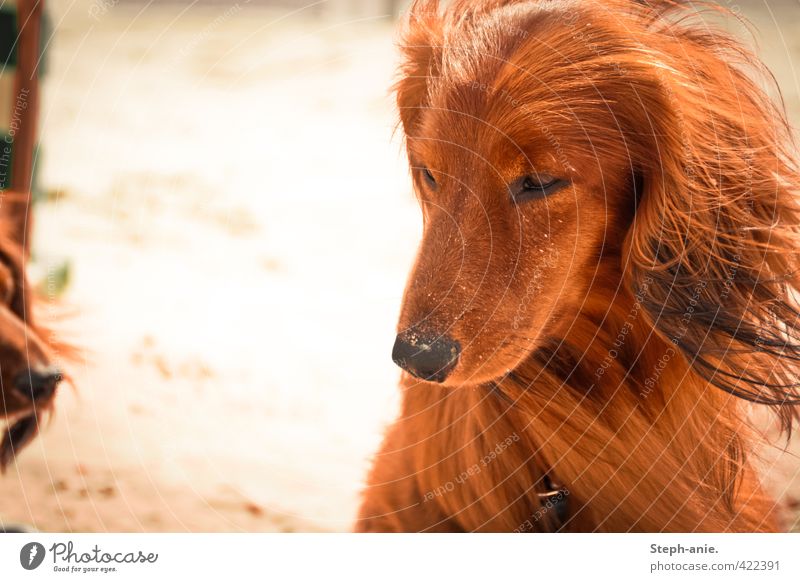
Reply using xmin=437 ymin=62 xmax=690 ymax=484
xmin=0 ymin=195 xmax=64 ymax=470
xmin=357 ymin=0 xmax=800 ymax=532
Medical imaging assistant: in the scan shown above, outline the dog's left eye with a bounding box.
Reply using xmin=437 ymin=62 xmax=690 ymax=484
xmin=511 ymin=174 xmax=568 ymax=202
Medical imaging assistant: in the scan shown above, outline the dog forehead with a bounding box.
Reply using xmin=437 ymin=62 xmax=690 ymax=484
xmin=419 ymin=11 xmax=587 ymax=142
xmin=416 ymin=76 xmax=552 ymax=170
xmin=429 ymin=1 xmax=577 ymax=85
xmin=406 ymin=3 xmax=611 ymax=172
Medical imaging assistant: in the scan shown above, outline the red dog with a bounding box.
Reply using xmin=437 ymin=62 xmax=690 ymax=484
xmin=357 ymin=0 xmax=800 ymax=532
xmin=0 ymin=205 xmax=63 ymax=471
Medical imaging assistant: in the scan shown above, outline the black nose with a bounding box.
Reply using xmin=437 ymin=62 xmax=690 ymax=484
xmin=13 ymin=367 xmax=63 ymax=402
xmin=392 ymin=332 xmax=460 ymax=382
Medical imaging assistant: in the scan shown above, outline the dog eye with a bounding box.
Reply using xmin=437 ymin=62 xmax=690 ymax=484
xmin=0 ymin=261 xmax=13 ymax=305
xmin=511 ymin=174 xmax=568 ymax=202
xmin=421 ymin=167 xmax=437 ymax=188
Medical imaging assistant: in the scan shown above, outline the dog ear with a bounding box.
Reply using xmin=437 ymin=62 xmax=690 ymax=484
xmin=621 ymin=17 xmax=800 ymax=430
xmin=394 ymin=0 xmax=444 ymax=134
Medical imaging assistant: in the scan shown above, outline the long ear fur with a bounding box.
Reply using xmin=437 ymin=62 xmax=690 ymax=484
xmin=621 ymin=3 xmax=800 ymax=432
xmin=394 ymin=0 xmax=445 ymax=134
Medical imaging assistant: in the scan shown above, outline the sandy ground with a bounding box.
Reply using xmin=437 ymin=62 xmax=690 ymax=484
xmin=1 ymin=0 xmax=414 ymax=532
xmin=0 ymin=0 xmax=799 ymax=532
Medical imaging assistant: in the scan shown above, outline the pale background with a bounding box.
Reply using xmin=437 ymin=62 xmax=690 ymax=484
xmin=0 ymin=0 xmax=798 ymax=532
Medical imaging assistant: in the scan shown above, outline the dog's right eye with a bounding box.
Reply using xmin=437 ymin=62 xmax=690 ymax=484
xmin=421 ymin=167 xmax=437 ymax=188
xmin=0 ymin=261 xmax=14 ymax=305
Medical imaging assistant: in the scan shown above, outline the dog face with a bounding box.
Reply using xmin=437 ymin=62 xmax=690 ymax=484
xmin=0 ymin=252 xmax=59 ymax=414
xmin=390 ymin=0 xmax=800 ymax=404
xmin=395 ymin=105 xmax=630 ymax=385
xmin=0 ymin=235 xmax=62 ymax=468
xmin=392 ymin=2 xmax=639 ymax=385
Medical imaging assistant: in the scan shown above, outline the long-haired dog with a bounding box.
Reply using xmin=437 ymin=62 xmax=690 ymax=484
xmin=357 ymin=0 xmax=800 ymax=532
xmin=0 ymin=201 xmax=63 ymax=472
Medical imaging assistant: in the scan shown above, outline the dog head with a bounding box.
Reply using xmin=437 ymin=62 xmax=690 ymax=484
xmin=391 ymin=0 xmax=800 ymax=415
xmin=0 ymin=220 xmax=63 ymax=469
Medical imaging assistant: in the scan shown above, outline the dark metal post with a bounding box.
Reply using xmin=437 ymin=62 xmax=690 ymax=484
xmin=9 ymin=0 xmax=44 ymax=251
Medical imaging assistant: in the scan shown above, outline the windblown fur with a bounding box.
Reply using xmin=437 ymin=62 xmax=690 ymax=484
xmin=0 ymin=197 xmax=65 ymax=471
xmin=357 ymin=0 xmax=800 ymax=532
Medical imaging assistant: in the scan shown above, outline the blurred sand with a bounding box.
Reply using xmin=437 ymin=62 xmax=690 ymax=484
xmin=1 ymin=0 xmax=414 ymax=532
xmin=0 ymin=0 xmax=798 ymax=532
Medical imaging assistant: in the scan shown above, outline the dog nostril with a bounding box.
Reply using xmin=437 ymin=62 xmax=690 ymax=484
xmin=13 ymin=367 xmax=63 ymax=402
xmin=392 ymin=332 xmax=461 ymax=383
